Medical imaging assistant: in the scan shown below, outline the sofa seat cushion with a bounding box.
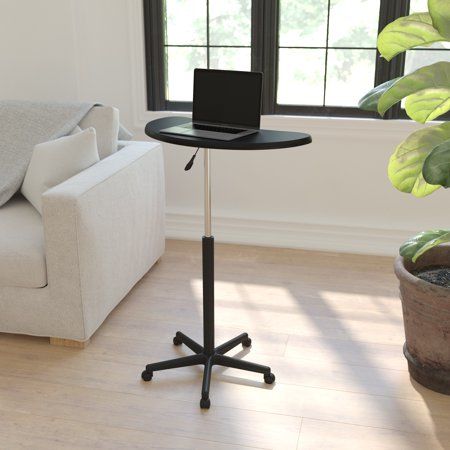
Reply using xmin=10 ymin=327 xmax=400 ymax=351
xmin=0 ymin=195 xmax=47 ymax=288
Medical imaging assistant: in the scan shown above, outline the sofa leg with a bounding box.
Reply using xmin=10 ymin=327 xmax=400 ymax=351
xmin=49 ymin=337 xmax=90 ymax=348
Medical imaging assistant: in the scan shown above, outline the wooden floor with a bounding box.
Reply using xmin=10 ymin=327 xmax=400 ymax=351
xmin=1 ymin=239 xmax=450 ymax=449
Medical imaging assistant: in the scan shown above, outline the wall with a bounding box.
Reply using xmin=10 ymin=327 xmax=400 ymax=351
xmin=1 ymin=0 xmax=448 ymax=256
xmin=0 ymin=0 xmax=78 ymax=101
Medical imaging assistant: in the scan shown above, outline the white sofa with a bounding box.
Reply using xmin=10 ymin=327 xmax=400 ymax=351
xmin=0 ymin=109 xmax=165 ymax=346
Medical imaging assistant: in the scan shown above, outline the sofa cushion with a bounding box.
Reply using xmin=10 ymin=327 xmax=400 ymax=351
xmin=0 ymin=195 xmax=47 ymax=288
xmin=79 ymin=106 xmax=119 ymax=159
xmin=21 ymin=128 xmax=100 ymax=214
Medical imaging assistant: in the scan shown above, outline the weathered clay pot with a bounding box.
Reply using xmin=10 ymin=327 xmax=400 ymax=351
xmin=394 ymin=245 xmax=450 ymax=394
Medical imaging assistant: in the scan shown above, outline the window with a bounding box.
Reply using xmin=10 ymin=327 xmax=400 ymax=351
xmin=276 ymin=0 xmax=379 ymax=116
xmin=143 ymin=0 xmax=449 ymax=119
xmin=164 ymin=0 xmax=252 ymax=102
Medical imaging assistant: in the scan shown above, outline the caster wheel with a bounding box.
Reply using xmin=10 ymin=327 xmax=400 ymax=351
xmin=242 ymin=337 xmax=252 ymax=348
xmin=264 ymin=372 xmax=275 ymax=384
xmin=141 ymin=370 xmax=153 ymax=381
xmin=200 ymin=397 xmax=211 ymax=409
xmin=173 ymin=335 xmax=183 ymax=346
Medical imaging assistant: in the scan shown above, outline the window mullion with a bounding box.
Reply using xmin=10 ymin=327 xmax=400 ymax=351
xmin=375 ymin=0 xmax=410 ymax=119
xmin=252 ymin=0 xmax=278 ymax=114
xmin=143 ymin=0 xmax=166 ymax=111
xmin=251 ymin=0 xmax=264 ymax=72
xmin=257 ymin=0 xmax=278 ymax=115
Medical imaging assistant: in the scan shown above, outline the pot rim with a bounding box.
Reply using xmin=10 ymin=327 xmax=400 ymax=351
xmin=394 ymin=254 xmax=450 ymax=294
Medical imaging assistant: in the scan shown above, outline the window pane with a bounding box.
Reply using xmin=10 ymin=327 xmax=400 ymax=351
xmin=166 ymin=0 xmax=206 ymax=45
xmin=209 ymin=0 xmax=251 ymax=46
xmin=277 ymin=49 xmax=325 ymax=105
xmin=209 ymin=47 xmax=251 ymax=71
xmin=328 ymin=0 xmax=380 ymax=48
xmin=166 ymin=47 xmax=207 ymax=101
xmin=279 ymin=0 xmax=328 ymax=47
xmin=325 ymin=49 xmax=376 ymax=106
xmin=409 ymin=0 xmax=428 ymax=12
xmin=405 ymin=50 xmax=450 ymax=74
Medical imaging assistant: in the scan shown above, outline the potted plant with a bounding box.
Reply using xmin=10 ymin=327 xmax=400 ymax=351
xmin=359 ymin=0 xmax=450 ymax=394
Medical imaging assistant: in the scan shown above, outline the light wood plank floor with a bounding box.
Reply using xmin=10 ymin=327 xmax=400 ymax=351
xmin=1 ymin=239 xmax=450 ymax=449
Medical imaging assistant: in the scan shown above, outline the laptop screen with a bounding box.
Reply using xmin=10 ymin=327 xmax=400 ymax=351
xmin=193 ymin=69 xmax=262 ymax=129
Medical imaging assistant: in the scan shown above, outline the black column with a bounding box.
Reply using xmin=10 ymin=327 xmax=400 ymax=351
xmin=202 ymin=236 xmax=215 ymax=355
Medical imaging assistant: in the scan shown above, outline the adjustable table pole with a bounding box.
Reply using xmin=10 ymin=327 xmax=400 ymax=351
xmin=204 ymin=148 xmax=211 ymax=237
xmin=202 ymin=148 xmax=215 ymax=355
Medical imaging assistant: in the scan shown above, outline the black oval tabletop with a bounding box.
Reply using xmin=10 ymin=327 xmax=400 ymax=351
xmin=145 ymin=116 xmax=312 ymax=150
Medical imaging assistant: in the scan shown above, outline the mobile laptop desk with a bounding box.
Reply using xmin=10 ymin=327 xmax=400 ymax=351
xmin=142 ymin=116 xmax=312 ymax=409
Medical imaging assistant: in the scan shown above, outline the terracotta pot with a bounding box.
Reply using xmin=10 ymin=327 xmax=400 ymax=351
xmin=394 ymin=245 xmax=450 ymax=394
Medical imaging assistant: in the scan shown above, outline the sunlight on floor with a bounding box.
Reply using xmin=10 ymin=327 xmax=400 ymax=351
xmin=188 ymin=274 xmax=428 ymax=440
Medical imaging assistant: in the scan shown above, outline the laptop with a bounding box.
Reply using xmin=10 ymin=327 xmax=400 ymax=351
xmin=160 ymin=68 xmax=263 ymax=141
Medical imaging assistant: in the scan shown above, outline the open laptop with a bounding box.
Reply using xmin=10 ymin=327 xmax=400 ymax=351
xmin=160 ymin=68 xmax=263 ymax=141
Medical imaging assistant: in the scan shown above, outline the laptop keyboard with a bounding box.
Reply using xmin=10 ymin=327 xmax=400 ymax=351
xmin=192 ymin=124 xmax=245 ymax=134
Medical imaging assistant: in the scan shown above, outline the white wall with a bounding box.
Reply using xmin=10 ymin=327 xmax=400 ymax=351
xmin=0 ymin=0 xmax=78 ymax=101
xmin=1 ymin=0 xmax=448 ymax=255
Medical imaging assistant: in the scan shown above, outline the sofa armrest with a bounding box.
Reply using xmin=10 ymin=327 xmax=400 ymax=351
xmin=42 ymin=142 xmax=165 ymax=340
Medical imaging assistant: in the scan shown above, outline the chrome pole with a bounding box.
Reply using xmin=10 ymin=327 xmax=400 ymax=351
xmin=202 ymin=148 xmax=214 ymax=354
xmin=204 ymin=148 xmax=211 ymax=237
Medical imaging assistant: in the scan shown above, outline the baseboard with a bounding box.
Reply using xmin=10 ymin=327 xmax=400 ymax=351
xmin=165 ymin=212 xmax=415 ymax=257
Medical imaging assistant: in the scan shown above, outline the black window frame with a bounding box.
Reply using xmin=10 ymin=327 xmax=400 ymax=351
xmin=143 ymin=0 xmax=447 ymax=120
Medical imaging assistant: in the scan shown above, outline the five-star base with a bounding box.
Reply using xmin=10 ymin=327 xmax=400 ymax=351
xmin=141 ymin=331 xmax=275 ymax=409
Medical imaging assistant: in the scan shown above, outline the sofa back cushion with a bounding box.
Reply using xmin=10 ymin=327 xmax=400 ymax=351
xmin=79 ymin=106 xmax=119 ymax=159
xmin=21 ymin=128 xmax=100 ymax=214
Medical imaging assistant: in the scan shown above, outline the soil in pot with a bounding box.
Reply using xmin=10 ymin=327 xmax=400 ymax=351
xmin=413 ymin=265 xmax=450 ymax=288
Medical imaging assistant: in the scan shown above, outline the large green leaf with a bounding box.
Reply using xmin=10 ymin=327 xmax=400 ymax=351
xmin=423 ymin=139 xmax=450 ymax=186
xmin=358 ymin=78 xmax=400 ymax=112
xmin=378 ymin=13 xmax=446 ymax=61
xmin=400 ymin=230 xmax=450 ymax=262
xmin=429 ymin=0 xmax=450 ymax=39
xmin=388 ymin=122 xmax=450 ymax=197
xmin=378 ymin=61 xmax=450 ymax=117
xmin=404 ymin=87 xmax=450 ymax=122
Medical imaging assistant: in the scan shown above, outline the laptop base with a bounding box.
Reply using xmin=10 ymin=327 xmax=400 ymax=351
xmin=160 ymin=122 xmax=257 ymax=141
